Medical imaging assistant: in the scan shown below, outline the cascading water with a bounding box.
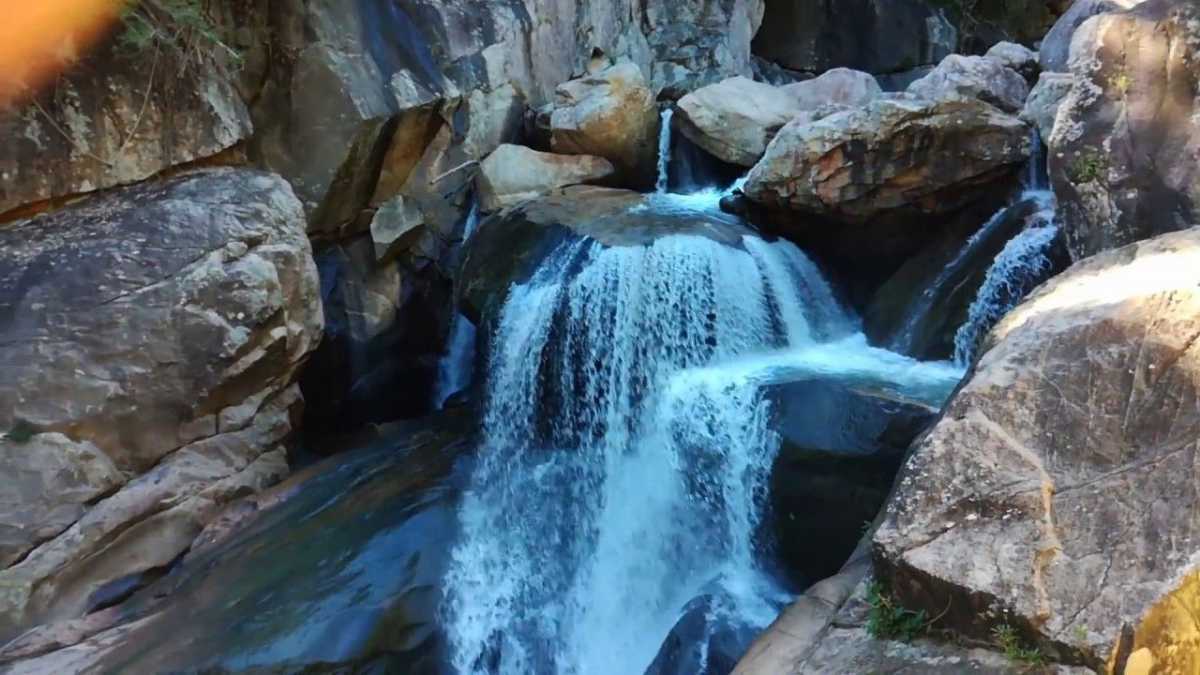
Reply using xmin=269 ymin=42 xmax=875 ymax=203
xmin=952 ymin=193 xmax=1058 ymax=366
xmin=434 ymin=202 xmax=482 ymax=409
xmin=442 ymin=114 xmax=965 ymax=674
xmin=656 ymin=108 xmax=674 ymax=194
xmin=443 ymin=214 xmax=962 ymax=673
xmin=889 ymin=203 xmax=1018 ymax=355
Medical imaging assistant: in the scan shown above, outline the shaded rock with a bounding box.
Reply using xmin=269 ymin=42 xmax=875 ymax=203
xmin=874 ymin=227 xmax=1200 ymax=669
xmin=667 ymin=131 xmax=747 ymax=194
xmin=549 ymin=62 xmax=659 ymax=187
xmin=1021 ymin=72 xmax=1074 ymax=141
xmin=752 ymin=0 xmax=956 ymax=76
xmin=370 ymin=195 xmax=427 ymax=262
xmin=1039 ymin=0 xmax=1145 ymax=72
xmin=948 ymin=0 xmax=1068 ymax=54
xmin=643 ymin=0 xmax=766 ymax=97
xmin=907 ymin=54 xmax=1030 ymax=114
xmin=0 ymin=40 xmax=251 ymax=218
xmin=767 ymin=380 xmax=937 ymax=584
xmin=0 ymin=168 xmax=321 ymax=640
xmin=3 ymin=411 xmax=475 ymax=674
xmin=477 ymin=144 xmax=615 ymax=212
xmin=675 ymin=77 xmax=808 ymax=167
xmin=300 ymin=231 xmax=457 ymax=435
xmin=647 ymin=595 xmax=759 ymax=675
xmin=1048 ymin=0 xmax=1200 ymax=260
xmin=752 ymin=56 xmax=809 ymax=86
xmin=744 ymin=97 xmax=1031 ymax=225
xmin=780 ymin=67 xmax=882 ymax=110
xmin=984 ymin=41 xmax=1040 ymax=82
xmin=0 ymin=436 xmax=123 ymax=570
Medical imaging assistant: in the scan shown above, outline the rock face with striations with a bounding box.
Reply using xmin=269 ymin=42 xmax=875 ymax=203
xmin=1049 ymin=0 xmax=1200 ymax=260
xmin=0 ymin=168 xmax=322 ymax=641
xmin=874 ymin=227 xmax=1200 ymax=672
xmin=743 ymin=97 xmax=1031 ymax=225
xmin=0 ymin=41 xmax=251 ymax=217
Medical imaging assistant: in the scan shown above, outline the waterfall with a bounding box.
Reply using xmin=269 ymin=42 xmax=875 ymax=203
xmin=889 ymin=204 xmax=1015 ymax=355
xmin=443 ymin=229 xmax=863 ymax=674
xmin=1023 ymin=128 xmax=1047 ymax=191
xmin=952 ymin=196 xmax=1057 ymax=366
xmin=433 ymin=202 xmax=482 ymax=409
xmin=656 ymin=108 xmax=674 ymax=193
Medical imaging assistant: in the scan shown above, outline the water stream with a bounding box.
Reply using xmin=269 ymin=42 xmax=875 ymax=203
xmin=434 ymin=202 xmax=482 ymax=409
xmin=443 ymin=130 xmax=963 ymax=672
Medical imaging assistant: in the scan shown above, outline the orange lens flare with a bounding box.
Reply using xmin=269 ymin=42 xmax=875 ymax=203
xmin=0 ymin=0 xmax=126 ymax=108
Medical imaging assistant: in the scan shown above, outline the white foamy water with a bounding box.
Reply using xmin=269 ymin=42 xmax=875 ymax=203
xmin=443 ymin=217 xmax=961 ymax=673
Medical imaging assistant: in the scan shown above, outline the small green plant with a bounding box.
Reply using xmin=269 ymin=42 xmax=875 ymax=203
xmin=3 ymin=419 xmax=38 ymax=444
xmin=118 ymin=0 xmax=241 ymax=68
xmin=1070 ymin=151 xmax=1107 ymax=184
xmin=993 ymin=624 xmax=1045 ymax=666
xmin=866 ymin=581 xmax=927 ymax=642
xmin=1073 ymin=624 xmax=1089 ymax=642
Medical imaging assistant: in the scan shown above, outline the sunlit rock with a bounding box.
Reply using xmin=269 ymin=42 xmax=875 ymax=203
xmin=875 ymin=227 xmax=1200 ymax=670
xmin=1048 ymin=0 xmax=1200 ymax=260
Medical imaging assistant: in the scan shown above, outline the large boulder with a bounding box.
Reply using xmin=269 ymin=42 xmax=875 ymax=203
xmin=984 ymin=41 xmax=1040 ymax=82
xmin=0 ymin=169 xmax=322 ymax=640
xmin=779 ymin=67 xmax=882 ymax=111
xmin=676 ymin=69 xmax=881 ymax=168
xmin=477 ymin=144 xmax=615 ymax=212
xmin=751 ymin=0 xmax=956 ymax=76
xmin=549 ymin=62 xmax=660 ymax=187
xmin=874 ymin=227 xmax=1200 ymax=671
xmin=1049 ymin=0 xmax=1200 ymax=261
xmin=743 ymin=97 xmax=1031 ymax=225
xmin=907 ymin=54 xmax=1030 ymax=114
xmin=1039 ymin=0 xmax=1145 ymax=72
xmin=675 ymin=77 xmax=808 ymax=167
xmin=1021 ymin=72 xmax=1074 ymax=141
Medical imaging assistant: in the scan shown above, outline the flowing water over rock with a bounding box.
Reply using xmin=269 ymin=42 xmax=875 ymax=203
xmin=656 ymin=108 xmax=674 ymax=194
xmin=442 ymin=178 xmax=963 ymax=673
xmin=434 ymin=202 xmax=482 ymax=408
xmin=952 ymin=194 xmax=1058 ymax=365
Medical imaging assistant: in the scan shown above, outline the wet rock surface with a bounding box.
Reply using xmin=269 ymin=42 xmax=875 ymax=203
xmin=1 ymin=410 xmax=475 ymax=675
xmin=767 ymin=379 xmax=937 ymax=584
